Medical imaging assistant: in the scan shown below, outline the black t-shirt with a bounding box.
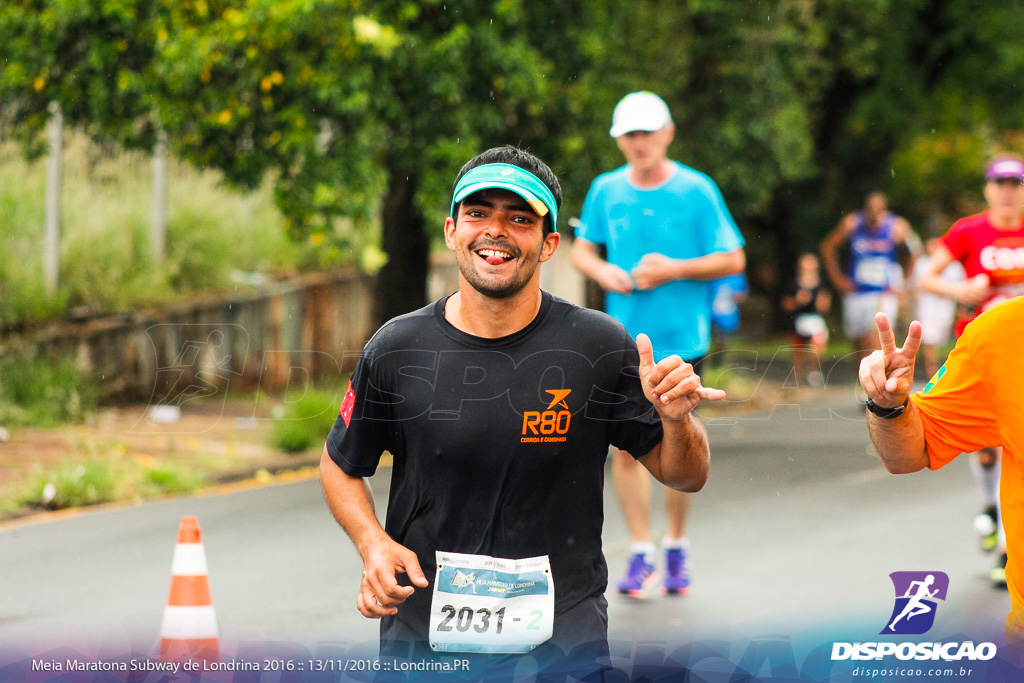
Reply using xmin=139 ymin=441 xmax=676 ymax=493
xmin=326 ymin=291 xmax=663 ymax=642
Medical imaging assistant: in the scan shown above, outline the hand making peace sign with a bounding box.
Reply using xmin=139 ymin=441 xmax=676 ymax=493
xmin=858 ymin=312 xmax=923 ymax=409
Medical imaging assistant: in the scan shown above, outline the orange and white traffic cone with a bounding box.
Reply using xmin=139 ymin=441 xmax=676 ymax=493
xmin=158 ymin=515 xmax=219 ymax=662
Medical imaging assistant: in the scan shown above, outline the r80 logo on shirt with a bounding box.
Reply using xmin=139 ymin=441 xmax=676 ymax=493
xmin=521 ymin=389 xmax=572 ymax=443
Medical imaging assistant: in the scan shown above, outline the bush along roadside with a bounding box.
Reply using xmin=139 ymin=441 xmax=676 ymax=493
xmin=0 ymin=353 xmax=98 ymax=428
xmin=270 ymin=386 xmax=345 ymax=454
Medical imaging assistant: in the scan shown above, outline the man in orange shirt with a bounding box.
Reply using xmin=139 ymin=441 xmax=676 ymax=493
xmin=859 ymin=301 xmax=1024 ymax=640
xmin=918 ymin=156 xmax=1024 ymax=585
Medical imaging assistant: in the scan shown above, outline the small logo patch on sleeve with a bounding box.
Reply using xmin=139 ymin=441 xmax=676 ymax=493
xmin=340 ymin=381 xmax=355 ymax=427
xmin=923 ymin=364 xmax=946 ymax=395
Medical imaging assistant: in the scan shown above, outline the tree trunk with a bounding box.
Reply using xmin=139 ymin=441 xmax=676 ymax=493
xmin=770 ymin=193 xmax=798 ymax=333
xmin=749 ymin=187 xmax=797 ymax=333
xmin=375 ymin=163 xmax=429 ymax=328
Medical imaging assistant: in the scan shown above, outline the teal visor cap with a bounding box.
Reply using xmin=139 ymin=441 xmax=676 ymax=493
xmin=450 ymin=163 xmax=558 ymax=231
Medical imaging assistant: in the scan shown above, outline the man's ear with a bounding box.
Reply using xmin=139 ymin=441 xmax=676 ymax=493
xmin=444 ymin=216 xmax=457 ymax=251
xmin=539 ymin=231 xmax=561 ymax=262
xmin=983 ymin=182 xmax=997 ymax=208
xmin=663 ymin=122 xmax=675 ymax=145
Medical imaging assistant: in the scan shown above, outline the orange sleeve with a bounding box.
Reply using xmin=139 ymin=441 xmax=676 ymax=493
xmin=910 ymin=327 xmax=1002 ymax=469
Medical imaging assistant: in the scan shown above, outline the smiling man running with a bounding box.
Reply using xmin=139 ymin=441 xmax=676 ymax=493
xmin=320 ymin=146 xmax=723 ymax=677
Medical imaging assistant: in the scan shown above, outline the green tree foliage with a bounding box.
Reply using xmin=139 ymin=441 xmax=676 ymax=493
xmin=0 ymin=0 xmax=167 ymax=152
xmin=525 ymin=1 xmax=828 ymax=271
xmin=151 ymin=0 xmax=555 ymax=322
xmin=1 ymin=0 xmax=556 ymax=325
xmin=4 ymin=0 xmax=1024 ymax=327
xmin=790 ymin=0 xmax=1024 ymax=239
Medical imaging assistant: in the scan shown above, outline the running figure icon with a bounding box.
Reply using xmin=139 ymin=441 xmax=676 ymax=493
xmin=452 ymin=570 xmax=478 ymax=593
xmin=888 ymin=574 xmax=938 ymax=631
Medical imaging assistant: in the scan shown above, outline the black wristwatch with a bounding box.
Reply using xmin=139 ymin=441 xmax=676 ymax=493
xmin=865 ymin=397 xmax=909 ymax=419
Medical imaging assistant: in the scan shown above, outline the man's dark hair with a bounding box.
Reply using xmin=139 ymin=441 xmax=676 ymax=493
xmin=453 ymin=146 xmax=562 ymax=233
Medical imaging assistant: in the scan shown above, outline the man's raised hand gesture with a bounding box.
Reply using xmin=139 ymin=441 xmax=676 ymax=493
xmin=858 ymin=312 xmax=922 ymax=409
xmin=637 ymin=333 xmax=726 ymax=419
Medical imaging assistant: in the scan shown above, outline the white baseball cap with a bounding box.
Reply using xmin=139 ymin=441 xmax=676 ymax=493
xmin=609 ymin=91 xmax=672 ymax=138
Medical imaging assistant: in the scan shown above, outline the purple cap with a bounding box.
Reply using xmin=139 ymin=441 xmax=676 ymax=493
xmin=986 ymin=157 xmax=1024 ymax=181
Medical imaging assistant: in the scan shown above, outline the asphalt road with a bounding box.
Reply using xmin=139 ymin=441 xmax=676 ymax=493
xmin=0 ymin=386 xmax=1010 ymax=670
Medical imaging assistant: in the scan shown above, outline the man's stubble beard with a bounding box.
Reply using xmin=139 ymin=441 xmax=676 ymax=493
xmin=455 ymin=249 xmax=541 ymax=300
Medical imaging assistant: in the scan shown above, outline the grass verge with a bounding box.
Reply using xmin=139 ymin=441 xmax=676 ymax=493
xmin=2 ymin=440 xmax=207 ymax=514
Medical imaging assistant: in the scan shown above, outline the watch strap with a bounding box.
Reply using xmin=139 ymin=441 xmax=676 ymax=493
xmin=865 ymin=397 xmax=909 ymax=419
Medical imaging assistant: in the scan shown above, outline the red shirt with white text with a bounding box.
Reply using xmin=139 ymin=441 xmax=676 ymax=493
xmin=941 ymin=211 xmax=1024 ymax=335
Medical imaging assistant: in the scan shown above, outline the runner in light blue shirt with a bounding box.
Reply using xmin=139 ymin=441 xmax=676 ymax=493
xmin=571 ymin=91 xmax=745 ymax=601
xmin=577 ymin=163 xmax=745 ymax=360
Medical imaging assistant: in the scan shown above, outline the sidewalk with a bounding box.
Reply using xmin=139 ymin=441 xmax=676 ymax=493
xmin=0 ymin=398 xmax=324 ymax=523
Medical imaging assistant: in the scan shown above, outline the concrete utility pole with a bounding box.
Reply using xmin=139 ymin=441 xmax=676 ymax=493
xmin=151 ymin=128 xmax=168 ymax=262
xmin=44 ymin=102 xmax=63 ymax=296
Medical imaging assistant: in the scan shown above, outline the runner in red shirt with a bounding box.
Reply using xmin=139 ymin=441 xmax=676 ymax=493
xmin=920 ymin=155 xmax=1024 ymax=588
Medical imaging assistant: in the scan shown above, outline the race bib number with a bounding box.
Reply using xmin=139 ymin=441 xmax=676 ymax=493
xmin=854 ymin=257 xmax=890 ymax=288
xmin=429 ymin=552 xmax=554 ymax=654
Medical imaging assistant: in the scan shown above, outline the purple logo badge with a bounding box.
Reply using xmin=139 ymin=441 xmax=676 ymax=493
xmin=881 ymin=571 xmax=949 ymax=635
